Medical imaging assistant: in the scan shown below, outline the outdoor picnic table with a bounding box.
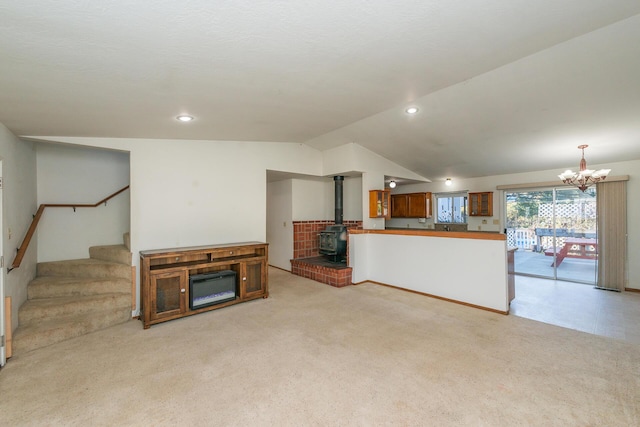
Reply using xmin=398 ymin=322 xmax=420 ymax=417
xmin=544 ymin=237 xmax=597 ymax=266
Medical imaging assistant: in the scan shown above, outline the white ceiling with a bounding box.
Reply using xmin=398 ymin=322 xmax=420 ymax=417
xmin=2 ymin=1 xmax=640 ymax=182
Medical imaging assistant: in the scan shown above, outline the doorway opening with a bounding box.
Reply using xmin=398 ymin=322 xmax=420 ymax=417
xmin=505 ymin=186 xmax=597 ymax=284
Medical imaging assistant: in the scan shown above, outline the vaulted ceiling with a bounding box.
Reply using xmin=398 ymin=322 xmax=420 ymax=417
xmin=2 ymin=1 xmax=640 ymax=182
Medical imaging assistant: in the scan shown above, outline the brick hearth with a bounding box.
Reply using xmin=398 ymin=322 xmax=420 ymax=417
xmin=290 ymin=220 xmax=362 ymax=287
xmin=290 ymin=257 xmax=352 ymax=288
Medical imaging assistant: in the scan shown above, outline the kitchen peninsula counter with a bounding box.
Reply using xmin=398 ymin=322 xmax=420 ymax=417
xmin=352 ymin=228 xmax=506 ymax=241
xmin=348 ymin=228 xmax=509 ymax=314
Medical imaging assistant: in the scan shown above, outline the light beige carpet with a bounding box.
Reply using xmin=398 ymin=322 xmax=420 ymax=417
xmin=1 ymin=267 xmax=638 ymax=426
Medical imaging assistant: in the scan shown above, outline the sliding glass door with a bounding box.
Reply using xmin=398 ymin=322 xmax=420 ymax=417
xmin=553 ymin=188 xmax=597 ymax=282
xmin=505 ymin=187 xmax=597 ymax=284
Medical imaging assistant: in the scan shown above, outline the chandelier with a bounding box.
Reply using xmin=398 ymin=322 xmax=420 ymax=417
xmin=558 ymin=145 xmax=611 ymax=192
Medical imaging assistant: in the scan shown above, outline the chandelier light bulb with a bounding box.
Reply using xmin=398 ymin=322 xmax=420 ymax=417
xmin=558 ymin=145 xmax=610 ymax=192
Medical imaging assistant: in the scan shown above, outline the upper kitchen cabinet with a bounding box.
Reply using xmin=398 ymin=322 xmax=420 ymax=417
xmin=391 ymin=194 xmax=407 ymax=218
xmin=468 ymin=192 xmax=493 ymax=216
xmin=369 ymin=190 xmax=390 ymax=219
xmin=391 ymin=192 xmax=432 ymax=218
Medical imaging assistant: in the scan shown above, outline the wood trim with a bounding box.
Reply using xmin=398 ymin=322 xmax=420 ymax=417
xmin=496 ymin=175 xmax=629 ymax=191
xmin=10 ymin=204 xmax=45 ymax=271
xmin=44 ymin=185 xmax=130 ymax=208
xmin=131 ymin=266 xmax=137 ymax=312
xmin=268 ymin=264 xmax=291 ymax=273
xmin=349 ymin=228 xmax=506 ymax=241
xmin=10 ymin=186 xmax=130 ymax=272
xmin=4 ymin=296 xmax=12 ymax=359
xmin=624 ymin=287 xmax=640 ymax=293
xmin=353 ymin=280 xmax=509 ymax=315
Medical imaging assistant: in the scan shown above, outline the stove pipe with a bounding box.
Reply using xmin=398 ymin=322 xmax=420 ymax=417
xmin=334 ymin=175 xmax=344 ymax=225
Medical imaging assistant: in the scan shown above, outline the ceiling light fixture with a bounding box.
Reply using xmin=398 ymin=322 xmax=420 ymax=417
xmin=445 ymin=178 xmax=452 ymax=186
xmin=405 ymin=107 xmax=419 ymax=115
xmin=176 ymin=114 xmax=194 ymax=122
xmin=558 ymin=145 xmax=611 ymax=192
xmin=389 ymin=180 xmax=397 ymax=188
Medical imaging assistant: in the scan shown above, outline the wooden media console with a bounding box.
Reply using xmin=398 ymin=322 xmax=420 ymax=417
xmin=140 ymin=242 xmax=268 ymax=328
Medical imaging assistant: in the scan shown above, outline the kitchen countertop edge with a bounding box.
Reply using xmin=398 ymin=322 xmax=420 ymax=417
xmin=349 ymin=228 xmax=506 ymax=241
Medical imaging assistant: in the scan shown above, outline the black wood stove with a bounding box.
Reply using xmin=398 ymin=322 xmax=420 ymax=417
xmin=319 ymin=176 xmax=348 ymax=263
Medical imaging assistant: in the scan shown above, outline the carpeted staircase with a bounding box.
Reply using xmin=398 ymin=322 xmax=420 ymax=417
xmin=12 ymin=233 xmax=133 ymax=355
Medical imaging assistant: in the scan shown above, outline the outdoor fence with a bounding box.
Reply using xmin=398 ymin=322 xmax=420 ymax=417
xmin=507 ymin=227 xmax=597 ymax=251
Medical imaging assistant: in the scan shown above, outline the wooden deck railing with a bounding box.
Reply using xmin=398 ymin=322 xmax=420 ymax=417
xmin=9 ymin=185 xmax=129 ymax=273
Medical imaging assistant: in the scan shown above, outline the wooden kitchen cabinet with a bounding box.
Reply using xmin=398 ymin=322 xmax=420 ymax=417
xmin=468 ymin=192 xmax=493 ymax=216
xmin=391 ymin=194 xmax=408 ymax=218
xmin=369 ymin=190 xmax=390 ymax=219
xmin=140 ymin=242 xmax=268 ymax=328
xmin=391 ymin=192 xmax=432 ymax=218
xmin=408 ymin=192 xmax=432 ymax=218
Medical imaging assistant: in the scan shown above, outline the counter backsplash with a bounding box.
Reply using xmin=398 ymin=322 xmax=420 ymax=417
xmin=434 ymin=223 xmax=468 ymax=232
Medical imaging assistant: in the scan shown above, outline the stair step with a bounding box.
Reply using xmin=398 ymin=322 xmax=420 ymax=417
xmin=28 ymin=276 xmax=131 ymax=299
xmin=12 ymin=308 xmax=131 ymax=355
xmin=37 ymin=258 xmax=131 ymax=280
xmin=89 ymin=244 xmax=132 ymax=265
xmin=19 ymin=293 xmax=131 ymax=324
xmin=14 ymin=239 xmax=134 ymax=356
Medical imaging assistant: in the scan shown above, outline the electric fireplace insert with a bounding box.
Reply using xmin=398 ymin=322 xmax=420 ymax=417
xmin=189 ymin=270 xmax=237 ymax=310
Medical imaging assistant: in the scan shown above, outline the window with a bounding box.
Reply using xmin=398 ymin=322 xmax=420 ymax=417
xmin=436 ymin=193 xmax=467 ymax=223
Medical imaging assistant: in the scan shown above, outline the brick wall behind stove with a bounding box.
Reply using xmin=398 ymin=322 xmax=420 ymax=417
xmin=293 ymin=220 xmax=362 ymax=259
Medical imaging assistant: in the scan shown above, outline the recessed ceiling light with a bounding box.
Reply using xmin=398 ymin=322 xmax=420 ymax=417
xmin=445 ymin=178 xmax=452 ymax=186
xmin=389 ymin=180 xmax=397 ymax=188
xmin=176 ymin=115 xmax=194 ymax=122
xmin=405 ymin=107 xmax=419 ymax=115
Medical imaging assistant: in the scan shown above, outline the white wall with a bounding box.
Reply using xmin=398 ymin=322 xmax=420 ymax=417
xmin=350 ymin=233 xmax=508 ymax=312
xmin=267 ymin=176 xmax=363 ymax=272
xmin=36 ymin=137 xmax=325 ymax=312
xmin=292 ymin=179 xmax=330 ymax=220
xmin=33 ymin=137 xmax=415 ymax=313
xmin=291 ymin=176 xmax=363 ymax=221
xmin=387 ymin=159 xmax=640 ymax=290
xmin=36 ymin=143 xmax=130 ymax=262
xmin=322 ymin=143 xmax=427 ymax=228
xmin=0 ymin=123 xmax=37 ymax=331
xmin=343 ymin=176 xmax=363 ymax=221
xmin=266 ymin=179 xmax=293 ymax=271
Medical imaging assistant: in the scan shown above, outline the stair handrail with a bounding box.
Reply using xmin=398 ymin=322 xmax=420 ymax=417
xmin=9 ymin=185 xmax=130 ymax=273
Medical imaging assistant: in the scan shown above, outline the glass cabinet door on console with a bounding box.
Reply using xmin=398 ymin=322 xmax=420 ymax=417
xmin=149 ymin=270 xmax=188 ymax=321
xmin=241 ymin=260 xmax=267 ymax=299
